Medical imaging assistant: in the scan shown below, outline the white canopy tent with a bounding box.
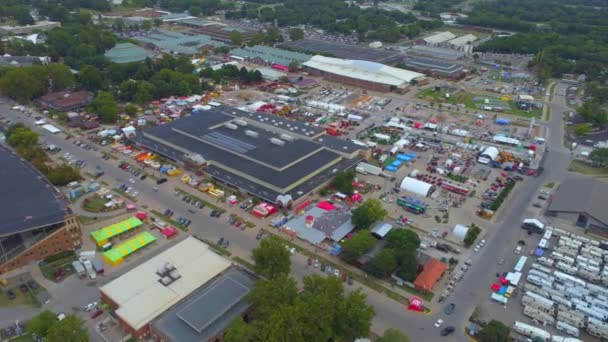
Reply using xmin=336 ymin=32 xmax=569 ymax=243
xmin=399 ymin=177 xmax=433 ymax=197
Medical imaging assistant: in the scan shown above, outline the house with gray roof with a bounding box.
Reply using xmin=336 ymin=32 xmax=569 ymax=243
xmin=547 ymin=177 xmax=608 ymax=234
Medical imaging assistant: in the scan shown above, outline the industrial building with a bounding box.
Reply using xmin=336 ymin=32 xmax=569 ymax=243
xmin=130 ymin=105 xmax=368 ymax=204
xmin=407 ymin=45 xmax=466 ymax=60
xmin=100 ymin=237 xmax=255 ymax=341
xmin=187 ymin=23 xmax=258 ymax=43
xmin=445 ymin=34 xmax=477 ymax=55
xmin=403 ymin=56 xmax=464 ymax=79
xmin=283 ymin=202 xmax=354 ymax=245
xmin=34 ymin=90 xmax=93 ymax=112
xmin=302 ymin=56 xmax=425 ymax=92
xmin=547 ymin=177 xmax=608 ymax=234
xmin=0 ymin=146 xmax=81 ymax=275
xmin=282 ymin=39 xmax=403 ymax=64
xmin=104 ymin=43 xmax=152 ymax=64
xmin=133 ymin=30 xmax=225 ymax=55
xmin=229 ymin=45 xmax=312 ymax=68
xmin=421 ymin=31 xmax=457 ymax=46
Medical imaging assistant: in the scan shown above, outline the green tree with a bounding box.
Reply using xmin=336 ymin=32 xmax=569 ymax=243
xmin=386 ymin=229 xmax=420 ymax=251
xmin=230 ymin=30 xmax=243 ymax=45
xmin=579 ymin=101 xmax=608 ymax=125
xmin=89 ymin=91 xmax=118 ymax=123
xmin=477 ymin=320 xmax=510 ymax=342
xmin=252 ymin=236 xmax=291 ymax=279
xmin=124 ymin=103 xmax=139 ymax=116
xmin=0 ymin=68 xmax=46 ymax=102
xmin=8 ymin=127 xmax=39 ymax=148
xmin=47 ymin=165 xmax=81 ymax=186
xmin=289 ymin=27 xmax=304 ymax=41
xmin=335 ymin=289 xmax=375 ymax=339
xmin=247 ymin=275 xmax=298 ymax=319
xmin=134 ymin=82 xmax=154 ymax=105
xmin=351 ymin=199 xmax=387 ymax=230
xmin=78 ymin=65 xmax=104 ymax=92
xmin=47 ymin=64 xmax=75 ymax=91
xmin=395 ymin=250 xmax=418 ymax=282
xmin=590 ymin=148 xmax=608 ymax=167
xmin=340 ymin=231 xmax=375 ymax=264
xmin=142 ymin=20 xmax=152 ymax=30
xmin=14 ymin=6 xmax=35 ymax=25
xmin=265 ymin=27 xmax=282 ymax=43
xmin=224 ymin=317 xmax=256 ymax=342
xmin=364 ymin=248 xmax=397 ymax=278
xmin=573 ymin=123 xmax=591 ymax=136
xmin=377 ymin=328 xmax=411 ymax=342
xmin=45 ymin=314 xmax=88 ymax=342
xmin=27 ymin=310 xmax=58 ymax=338
xmin=288 ymin=60 xmax=300 ymax=72
xmin=330 ymin=169 xmax=355 ymax=194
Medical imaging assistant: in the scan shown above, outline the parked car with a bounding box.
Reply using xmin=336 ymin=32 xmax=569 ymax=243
xmin=156 ymin=178 xmax=167 ymax=185
xmin=90 ymin=309 xmax=103 ymax=319
xmin=84 ymin=302 xmax=98 ymax=312
xmin=434 ymin=319 xmax=444 ymax=328
xmin=440 ymin=326 xmax=455 ymax=336
xmin=444 ymin=303 xmax=455 ymax=315
xmin=515 ymin=246 xmax=522 ymax=254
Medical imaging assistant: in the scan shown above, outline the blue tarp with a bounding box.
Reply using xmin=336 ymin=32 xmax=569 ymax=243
xmin=406 ymin=153 xmax=416 ymax=158
xmin=396 ymin=154 xmax=408 ymax=160
xmin=498 ymin=286 xmax=508 ymax=295
xmin=391 ymin=160 xmax=403 ymax=167
xmin=385 ymin=166 xmax=397 ymax=172
xmin=534 ymin=248 xmax=544 ymax=257
xmin=496 ymin=118 xmax=510 ymax=125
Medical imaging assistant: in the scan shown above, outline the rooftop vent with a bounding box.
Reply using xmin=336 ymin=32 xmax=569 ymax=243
xmin=225 ymin=123 xmax=238 ymax=130
xmin=234 ymin=119 xmax=247 ymax=126
xmin=245 ymin=130 xmax=259 ymax=138
xmin=270 ymin=138 xmax=285 ymax=146
xmin=156 ymin=262 xmax=181 ymax=287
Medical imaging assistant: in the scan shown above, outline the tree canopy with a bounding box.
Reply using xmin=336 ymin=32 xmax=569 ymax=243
xmin=0 ymin=64 xmax=74 ymax=103
xmin=477 ymin=320 xmax=510 ymax=342
xmin=340 ymin=230 xmax=375 ymax=264
xmin=330 ymin=169 xmax=355 ymax=194
xmin=89 ymin=91 xmax=118 ymax=124
xmin=27 ymin=311 xmax=88 ymax=342
xmin=251 ymin=236 xmax=291 ymax=279
xmin=351 ymin=198 xmax=387 ymax=230
xmin=226 ymin=274 xmax=374 ymax=341
xmin=289 ymin=27 xmax=304 ymax=41
xmin=590 ymin=148 xmax=608 ymax=167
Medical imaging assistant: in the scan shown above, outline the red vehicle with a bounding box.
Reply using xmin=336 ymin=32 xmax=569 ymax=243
xmin=90 ymin=309 xmax=103 ymax=319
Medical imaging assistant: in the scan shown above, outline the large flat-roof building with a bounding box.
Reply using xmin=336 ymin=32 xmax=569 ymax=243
xmin=282 ymin=39 xmax=403 ymax=64
xmin=302 ymin=56 xmax=425 ymax=92
xmin=100 ymin=236 xmax=254 ymax=340
xmin=133 ymin=30 xmax=225 ymax=55
xmin=229 ymin=45 xmax=312 ymax=67
xmin=547 ymin=177 xmax=608 ymax=235
xmin=188 ymin=24 xmax=258 ymax=44
xmin=0 ymin=146 xmax=81 ymax=275
xmin=422 ymin=31 xmax=456 ymax=46
xmin=403 ymin=56 xmax=465 ymax=79
xmin=131 ymin=105 xmax=367 ymax=204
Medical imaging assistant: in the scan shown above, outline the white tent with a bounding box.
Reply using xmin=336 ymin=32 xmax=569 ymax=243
xmin=481 ymin=146 xmax=499 ymax=161
xmin=399 ymin=177 xmax=432 ymax=197
xmin=452 ymin=224 xmax=469 ymax=241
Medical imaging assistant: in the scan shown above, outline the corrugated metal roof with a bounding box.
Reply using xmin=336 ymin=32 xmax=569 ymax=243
xmin=100 ymin=237 xmax=231 ymax=330
xmin=303 ymin=56 xmax=424 ymax=87
xmin=423 ymin=31 xmax=456 ymax=44
xmin=134 ymin=30 xmax=224 ymax=54
xmin=230 ymin=45 xmax=311 ymax=66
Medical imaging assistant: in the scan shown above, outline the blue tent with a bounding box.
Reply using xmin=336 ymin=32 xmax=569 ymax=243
xmin=391 ymin=160 xmax=403 ymax=167
xmin=385 ymin=166 xmax=397 ymax=172
xmin=534 ymin=248 xmax=544 ymax=257
xmin=396 ymin=154 xmax=408 ymax=160
xmin=495 ymin=118 xmax=510 ymax=125
xmin=406 ymin=153 xmax=417 ymax=158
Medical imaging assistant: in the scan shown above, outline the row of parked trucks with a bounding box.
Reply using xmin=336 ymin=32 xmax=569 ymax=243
xmin=71 ymin=251 xmax=104 ymax=280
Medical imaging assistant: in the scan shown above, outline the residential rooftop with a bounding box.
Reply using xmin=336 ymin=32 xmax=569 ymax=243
xmin=0 ymin=145 xmax=69 ymax=237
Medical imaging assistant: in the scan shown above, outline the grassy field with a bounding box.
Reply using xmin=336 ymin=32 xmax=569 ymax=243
xmin=82 ymin=194 xmax=107 ymax=212
xmin=569 ymin=160 xmax=608 ymax=177
xmin=39 ymin=252 xmax=76 ymax=282
xmin=78 ymin=215 xmax=98 ymax=225
xmin=0 ymin=285 xmax=43 ymax=307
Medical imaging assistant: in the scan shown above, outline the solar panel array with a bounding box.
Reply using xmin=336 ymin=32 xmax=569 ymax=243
xmin=202 ymin=132 xmax=256 ymax=154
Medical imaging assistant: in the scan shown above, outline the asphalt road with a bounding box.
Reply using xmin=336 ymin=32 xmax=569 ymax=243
xmin=0 ymin=82 xmax=573 ymax=341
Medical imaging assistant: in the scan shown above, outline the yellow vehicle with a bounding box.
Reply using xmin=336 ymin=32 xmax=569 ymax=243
xmin=0 ymin=279 xmax=8 ymax=287
xmin=198 ymin=183 xmax=213 ymax=192
xmin=181 ymin=174 xmax=191 ymax=183
xmin=209 ymin=188 xmax=225 ymax=198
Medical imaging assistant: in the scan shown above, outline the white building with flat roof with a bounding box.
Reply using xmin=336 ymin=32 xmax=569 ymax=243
xmin=423 ymin=31 xmax=456 ymax=46
xmin=100 ymin=237 xmax=232 ymax=337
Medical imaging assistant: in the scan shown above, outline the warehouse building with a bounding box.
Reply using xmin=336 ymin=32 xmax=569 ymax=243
xmin=104 ymin=43 xmax=152 ymax=64
xmin=407 ymin=45 xmax=466 ymax=60
xmin=421 ymin=31 xmax=456 ymax=46
xmin=302 ymin=56 xmax=425 ymax=92
xmin=134 ymin=30 xmax=225 ymax=55
xmin=547 ymin=177 xmax=608 ymax=234
xmin=131 ymin=105 xmax=368 ymax=204
xmin=282 ymin=39 xmax=403 ymax=64
xmin=189 ymin=24 xmax=257 ymax=44
xmin=446 ymin=34 xmax=477 ymax=55
xmin=229 ymin=45 xmax=312 ymax=68
xmin=0 ymin=146 xmax=81 ymax=275
xmin=100 ymin=236 xmax=255 ymax=341
xmin=403 ymin=56 xmax=464 ymax=79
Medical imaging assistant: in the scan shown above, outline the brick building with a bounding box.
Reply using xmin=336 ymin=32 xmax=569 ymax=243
xmin=0 ymin=146 xmax=81 ymax=275
xmin=34 ymin=90 xmax=92 ymax=112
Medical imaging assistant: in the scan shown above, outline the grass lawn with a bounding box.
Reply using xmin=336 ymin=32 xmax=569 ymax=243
xmin=78 ymin=215 xmax=98 ymax=225
xmin=82 ymin=194 xmax=108 ymax=212
xmin=10 ymin=335 xmax=34 ymax=342
xmin=0 ymin=286 xmax=42 ymax=307
xmin=568 ymin=160 xmax=608 ymax=177
xmin=39 ymin=253 xmax=76 ymax=282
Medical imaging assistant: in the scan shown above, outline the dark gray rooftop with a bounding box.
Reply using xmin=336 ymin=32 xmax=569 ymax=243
xmin=405 ymin=57 xmax=464 ymax=75
xmin=313 ymin=135 xmax=366 ymax=154
xmin=228 ymin=107 xmax=325 ymax=137
xmin=153 ymin=269 xmax=255 ymax=342
xmin=0 ymin=146 xmax=68 ymax=237
xmin=133 ymin=105 xmax=366 ymax=199
xmin=547 ymin=176 xmax=608 ymax=225
xmin=282 ymin=39 xmax=403 ymax=64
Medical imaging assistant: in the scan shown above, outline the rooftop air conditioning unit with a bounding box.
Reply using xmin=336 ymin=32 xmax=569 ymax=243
xmin=234 ymin=119 xmax=247 ymax=126
xmin=225 ymin=123 xmax=238 ymax=130
xmin=270 ymin=138 xmax=285 ymax=146
xmin=245 ymin=130 xmax=259 ymax=138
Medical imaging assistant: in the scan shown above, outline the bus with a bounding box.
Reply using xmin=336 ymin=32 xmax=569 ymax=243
xmin=396 ymin=196 xmax=427 ymax=214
